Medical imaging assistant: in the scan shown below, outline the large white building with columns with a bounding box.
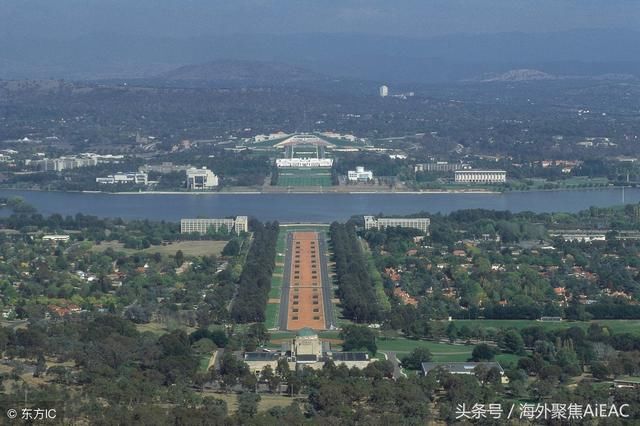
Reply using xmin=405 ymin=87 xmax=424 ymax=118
xmin=455 ymin=170 xmax=506 ymax=184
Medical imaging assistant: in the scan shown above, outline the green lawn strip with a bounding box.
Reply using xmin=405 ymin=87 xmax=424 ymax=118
xmin=265 ymin=304 xmax=279 ymax=330
xmin=269 ymin=331 xmax=295 ymax=341
xmin=449 ymin=319 xmax=640 ymax=336
xmin=494 ymin=353 xmax=521 ymax=367
xmin=430 ymin=353 xmax=471 ymax=362
xmin=276 ymin=167 xmax=333 ymax=187
xmin=268 ymin=275 xmax=283 ymax=299
xmin=198 ymin=355 xmax=211 ymax=372
xmin=377 ymin=338 xmax=473 ymax=355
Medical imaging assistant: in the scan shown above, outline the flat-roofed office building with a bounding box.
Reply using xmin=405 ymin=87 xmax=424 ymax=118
xmin=364 ymin=216 xmax=430 ymax=233
xmin=414 ymin=162 xmax=468 ymax=172
xmin=454 ymin=170 xmax=506 ymax=184
xmin=96 ymin=172 xmax=148 ymax=185
xmin=186 ymin=167 xmax=219 ymax=189
xmin=180 ymin=216 xmax=248 ymax=235
xmin=347 ymin=166 xmax=373 ymax=182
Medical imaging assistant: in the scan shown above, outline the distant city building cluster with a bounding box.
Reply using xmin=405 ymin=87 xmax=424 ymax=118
xmin=251 ymin=131 xmax=290 ymax=143
xmin=186 ymin=167 xmax=219 ymax=189
xmin=276 ymin=158 xmax=333 ymax=168
xmin=347 ymin=166 xmax=373 ymax=182
xmin=274 ymin=134 xmax=334 ymax=148
xmin=379 ymin=85 xmax=389 ymax=97
xmin=549 ymin=229 xmax=640 ymax=242
xmin=180 ymin=216 xmax=248 ymax=235
xmin=249 ymin=131 xmax=362 ymax=145
xmin=364 ymin=216 xmax=431 ymax=233
xmin=0 ymin=149 xmax=17 ymax=163
xmin=139 ymin=162 xmax=193 ymax=174
xmin=96 ymin=172 xmax=148 ymax=185
xmin=42 ymin=235 xmax=70 ymax=242
xmin=454 ymin=170 xmax=507 ymax=184
xmin=318 ymin=132 xmax=360 ymax=143
xmin=28 ymin=153 xmax=123 ymax=172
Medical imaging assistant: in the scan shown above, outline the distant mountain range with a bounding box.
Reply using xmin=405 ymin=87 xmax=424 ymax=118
xmin=476 ymin=69 xmax=556 ymax=82
xmin=471 ymin=68 xmax=638 ymax=82
xmin=1 ymin=29 xmax=640 ymax=83
xmin=156 ymin=60 xmax=327 ymax=83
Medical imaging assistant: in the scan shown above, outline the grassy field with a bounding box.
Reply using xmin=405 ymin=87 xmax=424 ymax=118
xmin=198 ymin=355 xmax=211 ymax=372
xmin=269 ymin=330 xmax=342 ymax=342
xmin=494 ymin=353 xmax=521 ymax=367
xmin=135 ymin=320 xmax=198 ymax=336
xmin=91 ymin=240 xmax=228 ymax=257
xmin=268 ymin=275 xmax=283 ymax=299
xmin=209 ymin=393 xmax=297 ymax=413
xmin=449 ymin=319 xmax=640 ymax=335
xmin=520 ymin=176 xmax=610 ymax=190
xmin=265 ymin=228 xmax=292 ymax=329
xmin=377 ymin=338 xmax=473 ymax=356
xmin=277 ymin=168 xmax=332 ymax=187
xmin=265 ymin=303 xmax=279 ymax=330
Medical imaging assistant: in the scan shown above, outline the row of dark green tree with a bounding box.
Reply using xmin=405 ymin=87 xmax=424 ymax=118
xmin=230 ymin=221 xmax=279 ymax=322
xmin=329 ymin=222 xmax=382 ymax=323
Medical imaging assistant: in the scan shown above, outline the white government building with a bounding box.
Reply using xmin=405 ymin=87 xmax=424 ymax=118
xmin=347 ymin=166 xmax=373 ymax=182
xmin=454 ymin=170 xmax=507 ymax=184
xmin=186 ymin=167 xmax=219 ymax=189
xmin=364 ymin=216 xmax=430 ymax=233
xmin=29 ymin=153 xmax=124 ymax=172
xmin=275 ymin=158 xmax=334 ymax=168
xmin=180 ymin=216 xmax=248 ymax=235
xmin=96 ymin=172 xmax=148 ymax=185
xmin=243 ymin=328 xmax=372 ymax=375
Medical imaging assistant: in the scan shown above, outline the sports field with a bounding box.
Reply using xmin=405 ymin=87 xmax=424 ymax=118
xmin=277 ymin=167 xmax=332 ymax=186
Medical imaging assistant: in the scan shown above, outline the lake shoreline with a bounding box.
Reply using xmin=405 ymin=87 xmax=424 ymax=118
xmin=0 ymin=187 xmax=636 ymax=222
xmin=1 ymin=187 xmax=500 ymax=195
xmin=3 ymin=186 xmax=627 ymax=196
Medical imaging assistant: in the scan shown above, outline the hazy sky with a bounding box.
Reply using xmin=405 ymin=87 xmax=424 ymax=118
xmin=1 ymin=0 xmax=639 ymax=39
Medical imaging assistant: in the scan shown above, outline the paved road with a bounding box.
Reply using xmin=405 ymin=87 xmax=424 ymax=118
xmin=208 ymin=348 xmax=225 ymax=371
xmin=381 ymin=351 xmax=406 ymax=379
xmin=318 ymin=234 xmax=337 ymax=329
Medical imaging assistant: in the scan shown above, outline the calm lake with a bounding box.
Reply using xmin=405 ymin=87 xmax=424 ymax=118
xmin=0 ymin=188 xmax=637 ymax=223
